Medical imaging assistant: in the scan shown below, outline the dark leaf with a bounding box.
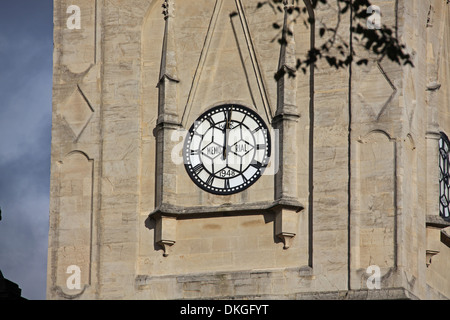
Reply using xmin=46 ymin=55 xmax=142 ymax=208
xmin=319 ymin=28 xmax=326 ymax=37
xmin=356 ymin=59 xmax=369 ymax=65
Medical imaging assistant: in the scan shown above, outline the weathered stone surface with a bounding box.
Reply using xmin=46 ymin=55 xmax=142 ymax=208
xmin=48 ymin=0 xmax=450 ymax=300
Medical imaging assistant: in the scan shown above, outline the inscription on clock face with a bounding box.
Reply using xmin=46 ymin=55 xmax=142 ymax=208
xmin=184 ymin=104 xmax=271 ymax=195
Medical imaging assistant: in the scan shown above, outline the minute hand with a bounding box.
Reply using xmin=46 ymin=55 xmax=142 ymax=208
xmin=222 ymin=109 xmax=232 ymax=160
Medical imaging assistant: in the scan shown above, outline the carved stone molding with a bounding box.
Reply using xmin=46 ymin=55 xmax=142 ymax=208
xmin=426 ymin=215 xmax=450 ymax=252
xmin=441 ymin=227 xmax=450 ymax=248
xmin=149 ymin=198 xmax=303 ymax=218
xmin=426 ymin=214 xmax=450 ymax=228
xmin=149 ymin=199 xmax=304 ymax=256
xmin=426 ymin=250 xmax=440 ymax=267
xmin=155 ymin=216 xmax=177 ymax=257
xmin=57 ymin=85 xmax=94 ymax=142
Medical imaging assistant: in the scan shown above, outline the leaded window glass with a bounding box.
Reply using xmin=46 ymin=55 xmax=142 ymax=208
xmin=439 ymin=132 xmax=450 ymax=220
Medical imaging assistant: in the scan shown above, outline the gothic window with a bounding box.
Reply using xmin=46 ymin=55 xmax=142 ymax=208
xmin=439 ymin=132 xmax=450 ymax=220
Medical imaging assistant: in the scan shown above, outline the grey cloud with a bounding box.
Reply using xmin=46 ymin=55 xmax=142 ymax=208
xmin=0 ymin=6 xmax=53 ymax=299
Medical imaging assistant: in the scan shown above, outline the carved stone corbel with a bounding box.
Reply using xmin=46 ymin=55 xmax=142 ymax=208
xmin=426 ymin=250 xmax=440 ymax=267
xmin=274 ymin=201 xmax=302 ymax=249
xmin=154 ymin=214 xmax=177 ymax=257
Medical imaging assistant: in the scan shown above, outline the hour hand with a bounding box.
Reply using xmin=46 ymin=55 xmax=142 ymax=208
xmin=222 ymin=132 xmax=227 ymax=160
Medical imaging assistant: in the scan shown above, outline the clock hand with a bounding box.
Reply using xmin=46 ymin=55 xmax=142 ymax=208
xmin=222 ymin=111 xmax=227 ymax=160
xmin=223 ymin=109 xmax=232 ymax=160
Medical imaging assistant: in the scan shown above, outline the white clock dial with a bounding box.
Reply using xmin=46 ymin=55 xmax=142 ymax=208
xmin=184 ymin=104 xmax=271 ymax=195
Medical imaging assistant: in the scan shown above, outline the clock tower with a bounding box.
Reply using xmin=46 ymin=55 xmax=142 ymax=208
xmin=48 ymin=0 xmax=450 ymax=299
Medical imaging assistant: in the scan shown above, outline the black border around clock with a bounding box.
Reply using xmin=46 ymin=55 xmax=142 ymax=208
xmin=183 ymin=104 xmax=271 ymax=195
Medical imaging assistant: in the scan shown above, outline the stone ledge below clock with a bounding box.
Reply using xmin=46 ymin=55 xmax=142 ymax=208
xmin=426 ymin=215 xmax=450 ymax=248
xmin=425 ymin=215 xmax=450 ymax=264
xmin=426 ymin=215 xmax=450 ymax=228
xmin=148 ymin=198 xmax=304 ymax=219
xmin=148 ymin=199 xmax=304 ymax=256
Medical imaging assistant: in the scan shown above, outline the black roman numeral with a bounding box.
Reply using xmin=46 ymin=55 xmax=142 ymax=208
xmin=256 ymin=144 xmax=266 ymax=150
xmin=252 ymin=127 xmax=261 ymax=134
xmin=206 ymin=174 xmax=214 ymax=186
xmin=251 ymin=161 xmax=263 ymax=170
xmin=193 ymin=164 xmax=203 ymax=174
xmin=206 ymin=117 xmax=215 ymax=127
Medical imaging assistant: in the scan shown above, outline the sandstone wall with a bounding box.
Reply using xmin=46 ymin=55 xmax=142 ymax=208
xmin=48 ymin=0 xmax=450 ymax=299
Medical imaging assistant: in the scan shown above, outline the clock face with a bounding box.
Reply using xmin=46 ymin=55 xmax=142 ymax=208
xmin=184 ymin=104 xmax=271 ymax=195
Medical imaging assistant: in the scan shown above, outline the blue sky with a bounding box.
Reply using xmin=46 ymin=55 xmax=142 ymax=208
xmin=0 ymin=1 xmax=53 ymax=300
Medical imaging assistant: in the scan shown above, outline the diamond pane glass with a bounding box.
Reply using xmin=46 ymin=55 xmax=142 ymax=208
xmin=439 ymin=133 xmax=450 ymax=220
